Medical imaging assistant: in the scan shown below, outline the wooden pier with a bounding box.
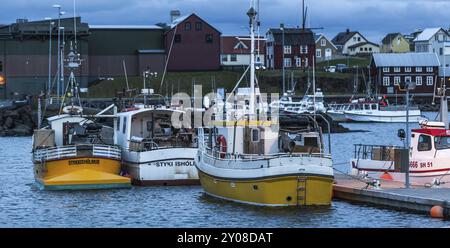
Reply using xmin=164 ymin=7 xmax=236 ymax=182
xmin=333 ymin=174 xmax=450 ymax=218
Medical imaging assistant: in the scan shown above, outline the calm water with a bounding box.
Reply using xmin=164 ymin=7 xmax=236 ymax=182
xmin=0 ymin=112 xmax=449 ymax=227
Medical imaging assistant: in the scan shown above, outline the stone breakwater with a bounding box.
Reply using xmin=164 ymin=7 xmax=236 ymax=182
xmin=0 ymin=103 xmax=37 ymax=137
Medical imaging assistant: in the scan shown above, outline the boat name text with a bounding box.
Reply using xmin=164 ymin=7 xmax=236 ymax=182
xmin=150 ymin=160 xmax=196 ymax=167
xmin=68 ymin=159 xmax=100 ymax=165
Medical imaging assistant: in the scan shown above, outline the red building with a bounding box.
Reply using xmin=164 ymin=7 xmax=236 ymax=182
xmin=370 ymin=53 xmax=440 ymax=94
xmin=164 ymin=13 xmax=221 ymax=72
xmin=266 ymin=28 xmax=316 ymax=70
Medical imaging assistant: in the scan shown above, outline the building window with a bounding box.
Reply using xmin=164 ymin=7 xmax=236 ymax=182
xmin=360 ymin=47 xmax=363 ymax=52
xmin=230 ymin=55 xmax=237 ymax=62
xmin=316 ymin=49 xmax=321 ymax=58
xmin=416 ymin=76 xmax=423 ymax=86
xmin=383 ymin=67 xmax=390 ymax=73
xmin=284 ymin=58 xmax=292 ymax=68
xmin=427 ymin=76 xmax=434 ymax=86
xmin=301 ymin=46 xmax=308 ymax=54
xmin=174 ymin=34 xmax=181 ymax=43
xmin=304 ymin=58 xmax=308 ymax=67
xmin=116 ymin=117 xmax=121 ymax=131
xmin=364 ymin=47 xmax=368 ymax=51
xmin=284 ymin=45 xmax=292 ymax=54
xmin=321 ymin=39 xmax=326 ymax=47
xmin=394 ymin=76 xmax=400 ymax=86
xmin=405 ymin=76 xmax=412 ymax=84
xmin=369 ymin=47 xmax=372 ymax=51
xmin=205 ymin=34 xmax=213 ymax=43
xmin=394 ymin=67 xmax=401 ymax=72
xmin=195 ymin=22 xmax=203 ymax=31
xmin=358 ymin=37 xmax=361 ymax=42
xmin=251 ymin=129 xmax=260 ymax=143
xmin=185 ymin=22 xmax=192 ymax=31
xmin=416 ymin=67 xmax=422 ymax=72
xmin=383 ymin=77 xmax=390 ymax=86
xmin=405 ymin=67 xmax=412 ymax=72
xmin=295 ymin=57 xmax=301 ymax=67
xmin=440 ymin=48 xmax=444 ymax=55
xmin=427 ymin=67 xmax=433 ymax=72
xmin=353 ymin=37 xmax=356 ymax=42
xmin=221 ymin=55 xmax=228 ymax=62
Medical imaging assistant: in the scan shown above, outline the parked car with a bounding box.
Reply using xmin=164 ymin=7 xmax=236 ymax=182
xmin=325 ymin=66 xmax=336 ymax=73
xmin=336 ymin=64 xmax=349 ymax=73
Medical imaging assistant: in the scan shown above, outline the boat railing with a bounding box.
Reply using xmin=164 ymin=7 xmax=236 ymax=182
xmin=201 ymin=146 xmax=330 ymax=162
xmin=353 ymin=144 xmax=404 ymax=161
xmin=33 ymin=144 xmax=121 ymax=162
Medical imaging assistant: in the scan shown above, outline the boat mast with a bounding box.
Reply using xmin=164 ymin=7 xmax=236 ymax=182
xmin=247 ymin=1 xmax=257 ymax=117
xmin=440 ymin=52 xmax=449 ymax=129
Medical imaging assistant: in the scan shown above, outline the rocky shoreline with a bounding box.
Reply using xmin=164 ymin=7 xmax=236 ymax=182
xmin=0 ymin=101 xmax=37 ymax=137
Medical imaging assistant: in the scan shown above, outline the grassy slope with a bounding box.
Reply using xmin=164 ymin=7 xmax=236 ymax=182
xmin=87 ymin=59 xmax=367 ymax=98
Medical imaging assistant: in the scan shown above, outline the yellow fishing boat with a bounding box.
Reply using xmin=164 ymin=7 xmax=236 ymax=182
xmin=33 ymin=115 xmax=131 ymax=190
xmin=195 ymin=2 xmax=333 ymax=206
xmin=32 ymin=37 xmax=130 ymax=190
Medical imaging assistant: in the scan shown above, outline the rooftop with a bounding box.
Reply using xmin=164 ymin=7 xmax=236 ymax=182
xmin=89 ymin=25 xmax=163 ymax=30
xmin=372 ymin=53 xmax=440 ymax=67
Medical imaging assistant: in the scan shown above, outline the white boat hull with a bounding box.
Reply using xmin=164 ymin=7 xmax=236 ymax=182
xmin=326 ymin=111 xmax=347 ymax=122
xmin=351 ymin=158 xmax=450 ymax=186
xmin=122 ymin=148 xmax=199 ymax=186
xmin=344 ymin=110 xmax=422 ymax=123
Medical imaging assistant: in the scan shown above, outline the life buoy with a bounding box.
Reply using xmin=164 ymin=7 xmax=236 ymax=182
xmin=216 ymin=135 xmax=227 ymax=159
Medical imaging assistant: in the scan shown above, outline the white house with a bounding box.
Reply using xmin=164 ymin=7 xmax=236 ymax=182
xmin=414 ymin=28 xmax=450 ymax=68
xmin=348 ymin=42 xmax=380 ymax=56
xmin=332 ymin=30 xmax=369 ymax=55
xmin=220 ymin=36 xmax=265 ymax=68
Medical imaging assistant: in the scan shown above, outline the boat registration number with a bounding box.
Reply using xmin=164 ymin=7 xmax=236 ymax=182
xmin=410 ymin=161 xmax=433 ymax=169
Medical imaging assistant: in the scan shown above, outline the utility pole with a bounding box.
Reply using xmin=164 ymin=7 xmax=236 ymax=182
xmin=405 ymin=79 xmax=410 ymax=189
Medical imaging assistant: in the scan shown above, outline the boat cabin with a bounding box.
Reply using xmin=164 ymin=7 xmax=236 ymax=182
xmin=115 ymin=108 xmax=197 ymax=152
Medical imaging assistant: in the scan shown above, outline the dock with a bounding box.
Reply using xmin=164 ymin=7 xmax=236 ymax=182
xmin=333 ymin=174 xmax=450 ymax=218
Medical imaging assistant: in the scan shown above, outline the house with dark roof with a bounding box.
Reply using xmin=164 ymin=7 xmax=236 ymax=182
xmin=220 ymin=36 xmax=265 ymax=68
xmin=265 ymin=28 xmax=315 ymax=70
xmin=314 ymin=34 xmax=337 ymax=61
xmin=164 ymin=12 xmax=221 ymax=71
xmin=381 ymin=33 xmax=410 ymax=53
xmin=370 ymin=53 xmax=440 ymax=94
xmin=332 ymin=29 xmax=371 ymax=55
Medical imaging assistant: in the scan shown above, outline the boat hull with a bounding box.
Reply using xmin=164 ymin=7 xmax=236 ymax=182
xmin=344 ymin=110 xmax=422 ymax=123
xmin=351 ymin=159 xmax=450 ymax=186
xmin=196 ymin=154 xmax=334 ymax=206
xmin=34 ymin=157 xmax=131 ymax=190
xmin=122 ymin=148 xmax=199 ymax=186
xmin=326 ymin=111 xmax=347 ymax=122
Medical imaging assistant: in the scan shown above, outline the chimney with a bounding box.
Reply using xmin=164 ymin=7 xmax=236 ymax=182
xmin=170 ymin=10 xmax=181 ymax=23
xmin=346 ymin=28 xmax=350 ymax=34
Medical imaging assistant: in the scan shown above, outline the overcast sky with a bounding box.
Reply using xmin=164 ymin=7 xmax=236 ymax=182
xmin=1 ymin=0 xmax=450 ymax=42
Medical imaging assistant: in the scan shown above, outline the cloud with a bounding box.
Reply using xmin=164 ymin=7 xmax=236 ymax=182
xmin=1 ymin=0 xmax=450 ymax=43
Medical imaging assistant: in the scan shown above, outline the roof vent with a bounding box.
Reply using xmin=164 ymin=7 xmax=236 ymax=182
xmin=170 ymin=10 xmax=181 ymax=23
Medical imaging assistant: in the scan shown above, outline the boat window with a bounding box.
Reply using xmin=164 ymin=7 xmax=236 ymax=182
xmin=116 ymin=117 xmax=120 ymax=131
xmin=122 ymin=117 xmax=127 ymax=134
xmin=435 ymin=136 xmax=450 ymax=150
xmin=364 ymin=104 xmax=370 ymax=110
xmin=418 ymin=135 xmax=432 ymax=151
xmin=251 ymin=129 xmax=260 ymax=143
xmin=371 ymin=104 xmax=378 ymax=110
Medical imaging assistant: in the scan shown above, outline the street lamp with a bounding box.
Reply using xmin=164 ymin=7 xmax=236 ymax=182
xmin=280 ymin=23 xmax=285 ymax=95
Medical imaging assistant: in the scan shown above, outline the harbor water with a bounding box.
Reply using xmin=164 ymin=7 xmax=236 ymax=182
xmin=0 ymin=112 xmax=449 ymax=227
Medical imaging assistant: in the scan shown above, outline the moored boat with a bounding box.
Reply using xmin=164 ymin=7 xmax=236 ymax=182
xmin=195 ymin=2 xmax=334 ymax=206
xmin=117 ymin=107 xmax=199 ymax=186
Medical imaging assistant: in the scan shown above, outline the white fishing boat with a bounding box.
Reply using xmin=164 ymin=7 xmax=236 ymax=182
xmin=343 ymin=98 xmax=423 ymax=123
xmin=272 ymin=89 xmax=326 ymax=115
xmin=351 ymin=87 xmax=450 ymax=187
xmin=326 ymin=103 xmax=350 ymax=122
xmin=195 ymin=1 xmax=334 ymax=206
xmin=116 ymin=107 xmax=199 ymax=186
